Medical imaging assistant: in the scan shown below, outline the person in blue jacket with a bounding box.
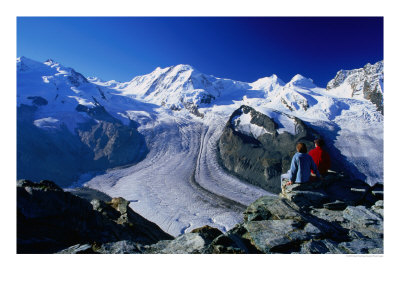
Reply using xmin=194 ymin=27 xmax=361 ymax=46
xmin=286 ymin=142 xmax=321 ymax=185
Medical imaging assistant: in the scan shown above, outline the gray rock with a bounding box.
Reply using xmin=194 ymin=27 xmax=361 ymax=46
xmin=338 ymin=239 xmax=383 ymax=254
xmin=242 ymin=219 xmax=322 ymax=253
xmin=310 ymin=208 xmax=345 ymax=223
xmin=145 ymin=233 xmax=207 ymax=254
xmin=343 ymin=206 xmax=382 ymax=223
xmin=299 ymin=239 xmax=343 ymax=254
xmin=206 ymin=231 xmax=250 ymax=254
xmin=97 ymin=240 xmax=143 ymax=254
xmin=342 ymin=206 xmax=383 ymax=239
xmin=217 ymin=105 xmax=318 ymax=193
xmin=244 ymin=195 xmax=302 ymax=222
xmin=243 ymin=220 xmax=294 ymax=253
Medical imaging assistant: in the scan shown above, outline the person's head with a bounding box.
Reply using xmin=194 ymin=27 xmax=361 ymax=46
xmin=314 ymin=138 xmax=325 ymax=147
xmin=296 ymin=142 xmax=307 ymax=153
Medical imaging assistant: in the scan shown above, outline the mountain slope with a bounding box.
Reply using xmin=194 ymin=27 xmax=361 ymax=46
xmin=112 ymin=64 xmax=253 ymax=109
xmin=17 ymin=57 xmax=148 ymax=186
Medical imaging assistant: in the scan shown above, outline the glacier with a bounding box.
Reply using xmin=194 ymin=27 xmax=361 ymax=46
xmin=17 ymin=57 xmax=383 ymax=236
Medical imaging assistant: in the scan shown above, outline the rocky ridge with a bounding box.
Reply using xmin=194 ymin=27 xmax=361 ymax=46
xmin=17 ymin=180 xmax=172 ymax=253
xmin=326 ymin=61 xmax=383 ymax=113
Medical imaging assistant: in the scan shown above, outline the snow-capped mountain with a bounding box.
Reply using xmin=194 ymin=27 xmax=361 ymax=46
xmin=17 ymin=57 xmax=148 ymax=186
xmin=17 ymin=56 xmax=383 ymax=236
xmin=326 ymin=61 xmax=383 ymax=113
xmin=107 ymin=64 xmax=253 ymax=110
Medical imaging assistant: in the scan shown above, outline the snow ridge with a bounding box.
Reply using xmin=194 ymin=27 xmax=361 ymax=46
xmin=326 ymin=61 xmax=383 ymax=99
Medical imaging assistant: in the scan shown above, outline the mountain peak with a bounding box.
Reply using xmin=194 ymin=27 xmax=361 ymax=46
xmin=326 ymin=60 xmax=383 ymax=112
xmin=251 ymin=74 xmax=285 ymax=91
xmin=287 ymin=74 xmax=315 ymax=88
xmin=170 ymin=64 xmax=195 ymax=72
xmin=44 ymin=58 xmax=58 ymax=66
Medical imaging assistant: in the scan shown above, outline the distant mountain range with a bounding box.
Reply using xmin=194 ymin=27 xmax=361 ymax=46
xmin=17 ymin=57 xmax=383 ymax=187
xmin=16 ymin=56 xmax=384 ymax=236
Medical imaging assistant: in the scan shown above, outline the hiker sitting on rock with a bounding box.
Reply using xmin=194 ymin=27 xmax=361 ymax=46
xmin=309 ymin=138 xmax=331 ymax=176
xmin=286 ymin=142 xmax=320 ymax=186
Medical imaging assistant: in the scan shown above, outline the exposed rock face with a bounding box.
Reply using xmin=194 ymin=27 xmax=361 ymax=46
xmin=326 ymin=61 xmax=383 ymax=113
xmin=217 ymin=105 xmax=318 ymax=193
xmin=143 ymin=226 xmax=224 ymax=254
xmin=17 ymin=180 xmax=172 ymax=253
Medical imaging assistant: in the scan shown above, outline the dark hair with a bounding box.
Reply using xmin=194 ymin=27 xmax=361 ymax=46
xmin=296 ymin=142 xmax=307 ymax=153
xmin=314 ymin=138 xmax=325 ymax=147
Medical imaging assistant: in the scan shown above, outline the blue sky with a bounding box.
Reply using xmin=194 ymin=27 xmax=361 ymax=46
xmin=17 ymin=17 xmax=383 ymax=86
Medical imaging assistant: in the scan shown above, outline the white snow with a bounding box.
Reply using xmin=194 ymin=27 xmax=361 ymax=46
xmin=232 ymin=110 xmax=273 ymax=138
xmin=33 ymin=117 xmax=60 ymax=130
xmin=84 ymin=114 xmax=269 ymax=236
xmin=259 ymin=109 xmax=297 ymax=135
xmin=286 ymin=74 xmax=316 ymax=88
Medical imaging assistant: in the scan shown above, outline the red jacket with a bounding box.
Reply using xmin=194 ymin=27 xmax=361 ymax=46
xmin=309 ymin=146 xmax=331 ymax=175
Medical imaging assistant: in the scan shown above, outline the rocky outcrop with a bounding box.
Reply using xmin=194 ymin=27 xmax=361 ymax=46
xmin=17 ymin=172 xmax=383 ymax=254
xmin=17 ymin=180 xmax=172 ymax=253
xmin=143 ymin=225 xmax=224 ymax=254
xmin=327 ymin=61 xmax=383 ymax=113
xmin=138 ymin=171 xmax=383 ymax=254
xmin=217 ymin=105 xmax=318 ymax=193
xmin=236 ymin=172 xmax=383 ymax=254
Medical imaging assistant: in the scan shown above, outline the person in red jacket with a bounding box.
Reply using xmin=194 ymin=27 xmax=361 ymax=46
xmin=309 ymin=138 xmax=331 ymax=176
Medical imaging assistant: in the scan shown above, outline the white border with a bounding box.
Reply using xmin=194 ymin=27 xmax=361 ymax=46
xmin=2 ymin=1 xmax=398 ymax=299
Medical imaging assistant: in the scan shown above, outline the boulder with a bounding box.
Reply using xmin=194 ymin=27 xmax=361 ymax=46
xmin=145 ymin=225 xmax=224 ymax=254
xmin=144 ymin=233 xmax=208 ymax=254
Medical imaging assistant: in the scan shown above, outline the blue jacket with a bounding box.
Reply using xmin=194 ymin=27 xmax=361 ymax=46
xmin=288 ymin=152 xmax=320 ymax=183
